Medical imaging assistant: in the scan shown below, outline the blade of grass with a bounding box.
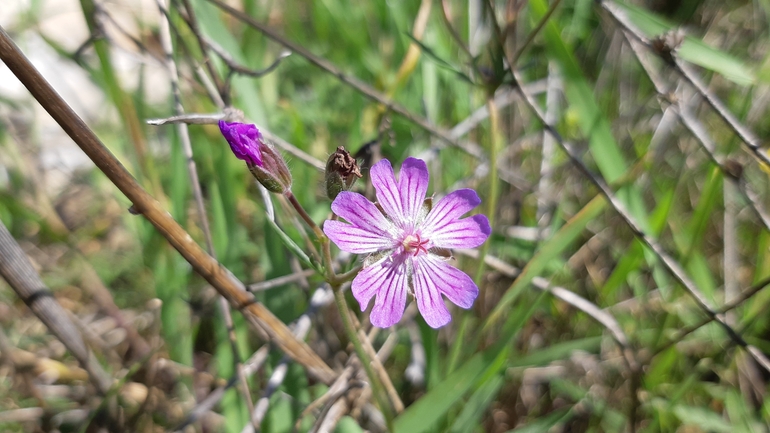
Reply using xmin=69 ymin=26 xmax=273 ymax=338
xmin=448 ymin=373 xmax=504 ymax=433
xmin=395 ymin=293 xmax=546 ymax=433
xmin=611 ymin=1 xmax=755 ymax=86
xmin=530 ymin=0 xmax=651 ymax=231
xmin=483 ymin=194 xmax=607 ymax=332
xmin=506 ymin=407 xmax=573 ymax=432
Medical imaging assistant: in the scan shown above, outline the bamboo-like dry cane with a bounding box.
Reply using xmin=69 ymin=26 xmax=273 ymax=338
xmin=0 ymin=220 xmax=113 ymax=394
xmin=0 ymin=25 xmax=336 ymax=385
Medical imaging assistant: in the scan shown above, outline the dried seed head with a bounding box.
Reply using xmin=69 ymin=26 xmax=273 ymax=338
xmin=325 ymin=146 xmax=362 ymax=200
xmin=651 ymin=29 xmax=685 ymax=65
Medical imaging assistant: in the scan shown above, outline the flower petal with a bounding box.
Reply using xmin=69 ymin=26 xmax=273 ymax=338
xmin=427 ymin=214 xmax=491 ymax=249
xmin=331 ymin=191 xmax=396 ymax=237
xmin=352 ymin=253 xmax=409 ymax=328
xmin=412 ymin=256 xmax=452 ymax=328
xmin=412 ymin=254 xmax=479 ymax=328
xmin=219 ymin=120 xmax=263 ymax=166
xmin=420 ymin=254 xmax=479 ymax=308
xmin=351 ymin=254 xmax=390 ymax=310
xmin=324 ymin=221 xmax=395 ymax=254
xmin=398 ymin=158 xmax=430 ymax=225
xmin=370 ymin=159 xmax=406 ymax=226
xmin=422 ymin=189 xmax=481 ymax=230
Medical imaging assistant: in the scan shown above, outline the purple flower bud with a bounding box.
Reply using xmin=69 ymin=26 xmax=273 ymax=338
xmin=219 ymin=120 xmax=263 ymax=166
xmin=219 ymin=120 xmax=292 ymax=194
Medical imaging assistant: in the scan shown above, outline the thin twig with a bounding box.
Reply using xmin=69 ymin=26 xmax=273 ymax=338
xmin=601 ymin=1 xmax=770 ymax=170
xmin=147 ymin=112 xmax=226 ymax=125
xmin=177 ymin=0 xmax=227 ymax=104
xmin=673 ymin=56 xmax=770 ymax=168
xmin=652 ymin=275 xmax=770 ymax=358
xmin=248 ymin=269 xmax=316 ymax=292
xmin=457 ymin=248 xmax=630 ymax=348
xmin=621 ymin=31 xmax=770 ymax=231
xmin=439 ymin=0 xmax=473 ymax=59
xmin=510 ymin=0 xmax=563 ymax=65
xmin=205 ymin=36 xmax=291 ymax=78
xmin=206 ymin=0 xmax=486 ymax=160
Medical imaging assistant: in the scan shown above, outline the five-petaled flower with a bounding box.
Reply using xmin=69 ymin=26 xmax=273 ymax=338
xmin=324 ymin=157 xmax=491 ymax=328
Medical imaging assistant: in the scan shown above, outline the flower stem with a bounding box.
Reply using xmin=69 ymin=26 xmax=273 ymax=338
xmin=334 ymin=264 xmax=363 ymax=284
xmin=473 ymin=96 xmax=502 ymax=284
xmin=321 ymin=233 xmax=336 ymax=281
xmin=332 ymin=284 xmax=395 ymax=431
xmin=285 ymin=191 xmax=325 ymax=240
xmin=287 ymin=191 xmax=393 ymax=423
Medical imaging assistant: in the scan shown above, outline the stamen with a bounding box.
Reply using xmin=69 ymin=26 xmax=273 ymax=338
xmin=402 ymin=233 xmax=430 ymax=256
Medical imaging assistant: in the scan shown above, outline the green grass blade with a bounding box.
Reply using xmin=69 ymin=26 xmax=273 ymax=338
xmin=449 ymin=374 xmax=504 ymax=433
xmin=484 ymin=194 xmax=607 ymax=331
xmin=396 ymin=293 xmax=546 ymax=433
xmin=265 ymin=217 xmax=323 ymax=274
xmin=506 ymin=407 xmax=573 ymax=432
xmin=613 ymin=1 xmax=755 ymax=86
xmin=393 ymin=346 xmax=506 ymax=433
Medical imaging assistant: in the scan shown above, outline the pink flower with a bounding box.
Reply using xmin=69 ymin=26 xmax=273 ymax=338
xmin=323 ymin=157 xmax=491 ymax=328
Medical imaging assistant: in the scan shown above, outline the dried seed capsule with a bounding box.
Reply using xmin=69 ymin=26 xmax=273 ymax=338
xmin=324 ymin=146 xmax=362 ymax=200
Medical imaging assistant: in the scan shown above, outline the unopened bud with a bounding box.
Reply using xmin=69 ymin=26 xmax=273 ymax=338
xmin=219 ymin=120 xmax=292 ymax=194
xmin=325 ymin=146 xmax=362 ymax=199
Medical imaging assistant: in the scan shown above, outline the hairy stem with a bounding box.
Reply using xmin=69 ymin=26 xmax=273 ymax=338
xmin=334 ymin=265 xmax=363 ymax=285
xmin=285 ymin=191 xmax=324 ymax=240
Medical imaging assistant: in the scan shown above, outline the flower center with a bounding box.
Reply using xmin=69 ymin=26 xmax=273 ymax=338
xmin=402 ymin=233 xmax=429 ymax=256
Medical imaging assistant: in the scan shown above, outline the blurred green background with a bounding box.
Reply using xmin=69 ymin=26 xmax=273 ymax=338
xmin=1 ymin=0 xmax=770 ymax=431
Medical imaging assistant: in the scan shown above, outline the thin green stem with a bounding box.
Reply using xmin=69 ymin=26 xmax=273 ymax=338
xmin=510 ymin=0 xmax=563 ymax=65
xmin=321 ymin=234 xmax=336 ymax=281
xmin=473 ymin=97 xmax=502 ymax=284
xmin=285 ymin=191 xmax=324 ymax=240
xmin=334 ymin=265 xmax=363 ymax=285
xmin=285 ymin=190 xmax=336 ymax=280
xmin=332 ymin=284 xmax=395 ymax=431
xmin=284 ymin=187 xmax=390 ymax=420
xmin=446 ymin=314 xmax=470 ymax=374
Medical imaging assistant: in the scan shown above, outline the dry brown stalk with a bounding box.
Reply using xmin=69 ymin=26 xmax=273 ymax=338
xmin=0 ymin=220 xmax=113 ymax=394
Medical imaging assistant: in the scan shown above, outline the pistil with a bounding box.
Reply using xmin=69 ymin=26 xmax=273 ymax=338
xmin=402 ymin=233 xmax=429 ymax=256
